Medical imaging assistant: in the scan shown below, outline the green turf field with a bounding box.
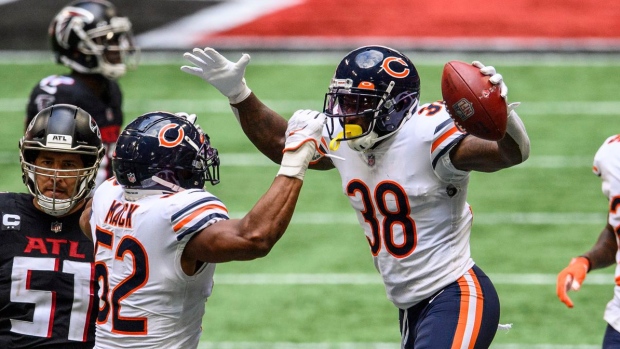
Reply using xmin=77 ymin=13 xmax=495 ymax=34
xmin=1 ymin=53 xmax=619 ymax=348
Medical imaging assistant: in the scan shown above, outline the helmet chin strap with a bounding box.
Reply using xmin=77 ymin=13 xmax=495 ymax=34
xmin=122 ymin=176 xmax=185 ymax=201
xmin=346 ymin=99 xmax=419 ymax=152
xmin=347 ymin=131 xmax=379 ymax=151
xmin=150 ymin=175 xmax=185 ymax=192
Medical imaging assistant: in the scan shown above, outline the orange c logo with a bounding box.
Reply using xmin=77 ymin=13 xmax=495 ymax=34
xmin=382 ymin=57 xmax=410 ymax=78
xmin=158 ymin=123 xmax=185 ymax=148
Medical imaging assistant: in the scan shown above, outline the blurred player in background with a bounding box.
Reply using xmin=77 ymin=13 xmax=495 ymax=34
xmin=26 ymin=0 xmax=139 ymax=188
xmin=557 ymin=134 xmax=620 ymax=348
xmin=0 ymin=104 xmax=103 ymax=348
xmin=182 ymin=45 xmax=531 ymax=348
xmin=81 ymin=110 xmax=324 ymax=348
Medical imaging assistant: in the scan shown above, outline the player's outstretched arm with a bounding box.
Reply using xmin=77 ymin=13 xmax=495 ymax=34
xmin=231 ymin=93 xmax=289 ymax=164
xmin=182 ymin=111 xmax=326 ymax=263
xmin=556 ymin=220 xmax=616 ymax=308
xmin=450 ymin=62 xmax=530 ymax=172
xmin=181 ymin=47 xmax=288 ymax=164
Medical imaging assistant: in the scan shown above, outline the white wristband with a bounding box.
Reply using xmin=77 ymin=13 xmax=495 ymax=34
xmin=276 ymin=142 xmax=314 ymax=180
xmin=505 ymin=110 xmax=530 ymax=162
xmin=227 ymin=84 xmax=252 ymax=105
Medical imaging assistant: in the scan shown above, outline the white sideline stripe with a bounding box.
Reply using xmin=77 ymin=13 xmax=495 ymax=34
xmin=3 ymin=50 xmax=620 ymax=67
xmin=212 ymin=273 xmax=613 ymax=286
xmin=225 ymin=212 xmax=606 ymax=225
xmin=135 ymin=0 xmax=302 ymax=49
xmin=0 ymin=152 xmax=592 ymax=169
xmin=2 ymin=98 xmax=620 ymax=115
xmin=197 ymin=342 xmax=599 ymax=349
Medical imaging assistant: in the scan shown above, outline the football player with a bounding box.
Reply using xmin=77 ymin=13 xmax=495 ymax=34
xmin=557 ymin=134 xmax=620 ymax=348
xmin=80 ymin=110 xmax=324 ymax=348
xmin=181 ymin=45 xmax=531 ymax=348
xmin=0 ymin=104 xmax=104 ymax=348
xmin=25 ymin=0 xmax=139 ymax=188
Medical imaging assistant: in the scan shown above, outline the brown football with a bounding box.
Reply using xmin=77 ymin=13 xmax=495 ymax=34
xmin=441 ymin=60 xmax=507 ymax=141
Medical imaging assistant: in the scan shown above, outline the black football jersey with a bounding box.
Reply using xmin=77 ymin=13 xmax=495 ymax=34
xmin=26 ymin=74 xmax=124 ymax=182
xmin=0 ymin=193 xmax=95 ymax=349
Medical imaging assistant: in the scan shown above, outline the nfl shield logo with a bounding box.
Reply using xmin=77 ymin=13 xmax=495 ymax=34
xmin=367 ymin=154 xmax=375 ymax=166
xmin=453 ymin=98 xmax=474 ymax=121
xmin=51 ymin=222 xmax=62 ymax=233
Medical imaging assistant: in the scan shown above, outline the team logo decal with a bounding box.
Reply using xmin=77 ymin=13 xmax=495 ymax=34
xmin=382 ymin=57 xmax=410 ymax=78
xmin=127 ymin=172 xmax=136 ymax=183
xmin=158 ymin=123 xmax=185 ymax=148
xmin=89 ymin=116 xmax=101 ymax=138
xmin=35 ymin=94 xmax=55 ymax=110
xmin=54 ymin=7 xmax=95 ymax=49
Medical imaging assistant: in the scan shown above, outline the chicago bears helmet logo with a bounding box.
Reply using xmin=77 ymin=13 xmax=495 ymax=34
xmin=382 ymin=57 xmax=410 ymax=79
xmin=158 ymin=123 xmax=185 ymax=148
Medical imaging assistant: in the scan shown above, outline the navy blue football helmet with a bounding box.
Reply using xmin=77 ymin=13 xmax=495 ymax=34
xmin=112 ymin=112 xmax=220 ymax=192
xmin=323 ymin=45 xmax=420 ymax=151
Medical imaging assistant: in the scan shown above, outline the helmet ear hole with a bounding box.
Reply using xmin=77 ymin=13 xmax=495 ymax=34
xmin=177 ymin=169 xmax=193 ymax=180
xmin=394 ymin=94 xmax=414 ymax=112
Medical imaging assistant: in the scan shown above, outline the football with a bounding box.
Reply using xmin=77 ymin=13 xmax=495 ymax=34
xmin=441 ymin=60 xmax=507 ymax=141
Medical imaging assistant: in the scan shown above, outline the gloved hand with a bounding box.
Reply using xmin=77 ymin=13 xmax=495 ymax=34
xmin=277 ymin=110 xmax=327 ymax=180
xmin=556 ymin=256 xmax=590 ymax=308
xmin=472 ymin=60 xmax=529 ymax=159
xmin=181 ymin=47 xmax=252 ymax=104
xmin=175 ymin=112 xmax=197 ymax=124
xmin=472 ymin=61 xmax=520 ymax=114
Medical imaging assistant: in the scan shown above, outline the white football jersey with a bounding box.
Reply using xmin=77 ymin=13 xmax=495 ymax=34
xmin=592 ymin=135 xmax=620 ymax=332
xmin=89 ymin=179 xmax=229 ymax=349
xmin=326 ymin=102 xmax=474 ymax=309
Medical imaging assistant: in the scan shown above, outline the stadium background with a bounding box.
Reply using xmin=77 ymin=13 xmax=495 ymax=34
xmin=2 ymin=0 xmax=619 ymax=52
xmin=1 ymin=0 xmax=620 ymax=348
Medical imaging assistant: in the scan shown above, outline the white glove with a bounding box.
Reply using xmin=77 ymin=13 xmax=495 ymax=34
xmin=473 ymin=62 xmax=529 ymax=160
xmin=181 ymin=47 xmax=252 ymax=104
xmin=175 ymin=112 xmax=197 ymax=124
xmin=472 ymin=60 xmax=506 ymax=97
xmin=277 ymin=110 xmax=327 ymax=180
xmin=472 ymin=60 xmax=520 ymax=113
xmin=174 ymin=111 xmax=206 ymax=135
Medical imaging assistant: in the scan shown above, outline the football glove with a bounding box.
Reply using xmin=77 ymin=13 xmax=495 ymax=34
xmin=556 ymin=256 xmax=590 ymax=308
xmin=277 ymin=109 xmax=327 ymax=180
xmin=472 ymin=60 xmax=520 ymax=113
xmin=174 ymin=112 xmax=197 ymax=124
xmin=473 ymin=61 xmax=529 ymax=159
xmin=181 ymin=47 xmax=252 ymax=104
